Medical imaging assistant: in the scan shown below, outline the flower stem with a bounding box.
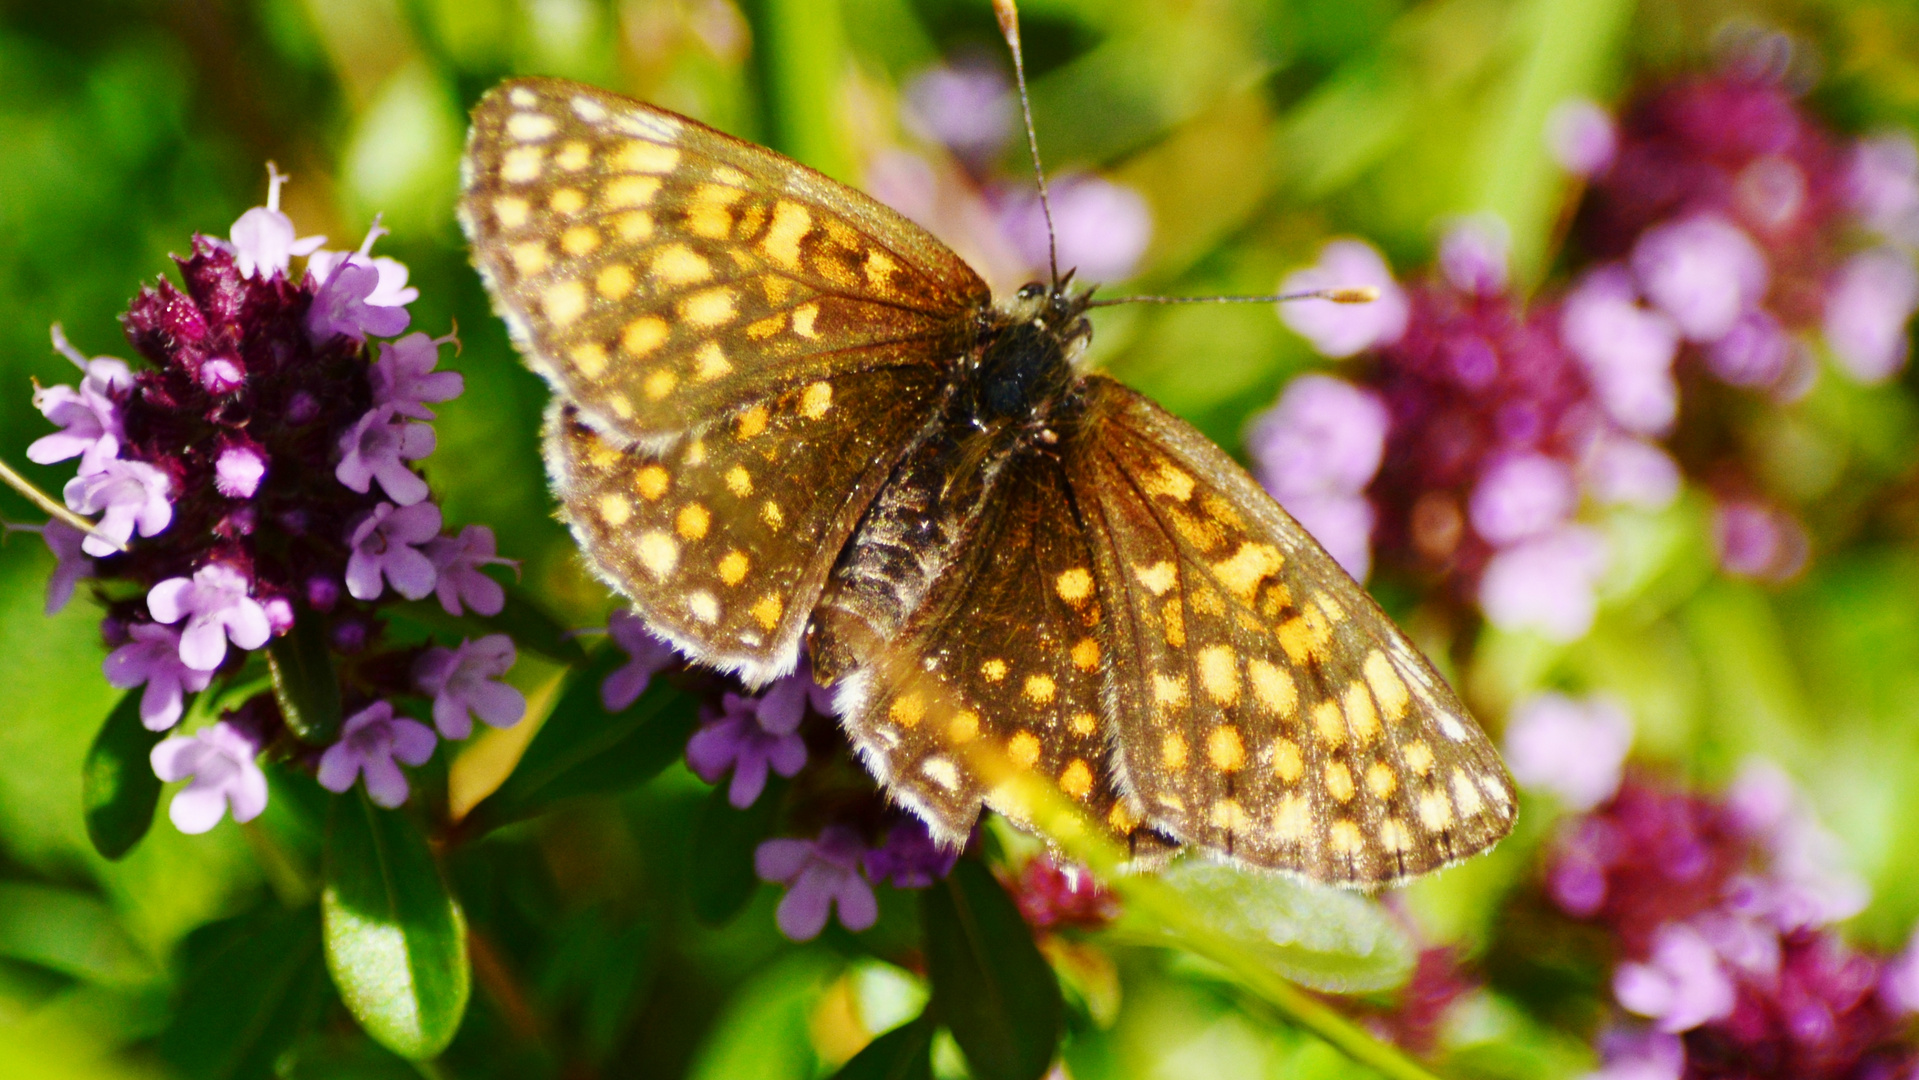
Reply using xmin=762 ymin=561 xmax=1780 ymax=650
xmin=0 ymin=455 xmax=126 ymax=552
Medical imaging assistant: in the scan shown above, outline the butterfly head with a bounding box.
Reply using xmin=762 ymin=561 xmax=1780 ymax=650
xmin=969 ymin=280 xmax=1095 ymax=432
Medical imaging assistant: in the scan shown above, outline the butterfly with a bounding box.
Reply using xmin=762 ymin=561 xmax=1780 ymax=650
xmin=457 ymin=77 xmax=1515 ymax=886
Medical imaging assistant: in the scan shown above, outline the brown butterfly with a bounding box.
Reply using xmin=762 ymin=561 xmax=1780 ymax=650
xmin=457 ymin=74 xmax=1514 ymax=886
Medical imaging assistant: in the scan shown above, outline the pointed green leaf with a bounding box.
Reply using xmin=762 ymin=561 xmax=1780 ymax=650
xmin=921 ymin=860 xmax=1062 ymax=1080
xmin=267 ymin=610 xmax=343 ymax=743
xmin=831 ymin=1012 xmax=935 ymax=1080
xmin=389 ymin=582 xmax=587 ymax=666
xmin=689 ymin=776 xmax=787 ymax=925
xmin=159 ymin=904 xmax=331 ymax=1080
xmin=322 ymin=794 xmax=470 ymax=1059
xmin=82 ymin=690 xmax=165 ymax=860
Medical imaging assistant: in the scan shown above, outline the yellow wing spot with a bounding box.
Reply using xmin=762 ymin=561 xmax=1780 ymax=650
xmin=1366 ymin=760 xmax=1399 ymax=800
xmin=1343 ymin=681 xmax=1381 ymax=748
xmin=922 ymin=757 xmax=960 ymax=791
xmin=863 ymin=249 xmax=898 ymax=289
xmin=1380 ymin=818 xmax=1414 ymax=854
xmin=1248 ymin=659 xmax=1297 ymax=715
xmin=1451 ymin=769 xmax=1487 ymax=818
xmin=1314 ymin=591 xmax=1347 ymax=623
xmin=542 ymin=281 xmax=587 ymax=327
xmin=651 ymin=244 xmax=711 ymax=285
xmin=1330 ymin=820 xmax=1365 ymax=855
xmin=1313 ymin=700 xmax=1347 ymax=750
xmin=554 ymin=140 xmax=590 ymax=170
xmin=680 ymin=288 xmax=736 ymax=328
xmin=948 ymin=710 xmax=980 ymax=743
xmin=735 ymin=405 xmax=769 ymax=439
xmin=623 ymin=317 xmax=670 ymax=357
xmin=596 ymin=264 xmax=635 ymax=300
xmin=1109 ymin=801 xmax=1142 ymax=834
xmin=1024 ymin=674 xmax=1056 ymax=705
xmin=1272 ymin=795 xmax=1310 ymax=844
xmin=1190 ymin=585 xmax=1225 ymax=617
xmin=1134 ymin=561 xmax=1177 ymax=595
xmin=1277 ymin=606 xmax=1333 ymax=665
xmin=1160 ymin=731 xmax=1189 ymax=770
xmin=1206 ymin=725 xmax=1246 ymax=773
xmin=1364 ymin=651 xmax=1411 ymax=722
xmin=1196 ymin=645 xmax=1239 ymax=705
xmin=507 ymin=87 xmax=538 ymax=106
xmin=675 ymin=503 xmax=710 ymax=540
xmin=606 ymin=395 xmax=634 ymax=419
xmin=1160 ymin=597 xmax=1185 ymax=647
xmin=717 ymin=550 xmax=749 ymax=586
xmin=1404 ymin=740 xmax=1435 ymax=776
xmin=550 ymin=188 xmax=586 ymax=215
xmin=1211 ymin=542 xmax=1283 ymax=601
xmin=567 ymin=94 xmax=605 ymax=120
xmin=560 ymin=225 xmax=599 ymax=255
xmin=643 ymin=369 xmax=678 ymax=401
xmin=751 ymin=593 xmax=783 ymax=631
xmin=1070 ymin=712 xmax=1097 ymax=736
xmin=800 ymin=382 xmax=832 ymax=419
xmin=1008 ymin=731 xmax=1042 ymax=769
xmin=1324 ymin=761 xmax=1356 ymax=803
xmin=1152 ymin=673 xmax=1188 ymax=709
xmin=1070 ymin=638 xmax=1100 ymax=672
xmin=686 ymin=185 xmax=740 ymax=239
xmin=598 ymin=493 xmax=632 ymax=525
xmin=1211 ymin=799 xmax=1251 ymax=832
xmin=583 ymin=441 xmax=622 ymax=471
xmin=684 ymin=438 xmax=706 ymax=466
xmin=761 ymin=501 xmax=785 ymax=530
xmin=687 ymin=590 xmax=719 ymax=623
xmin=501 ymin=145 xmax=544 ymax=183
xmin=724 ymin=465 xmax=753 ymax=497
xmin=1272 ymin=739 xmax=1303 ymax=782
xmin=1060 ymin=759 xmax=1094 ymax=800
xmin=1143 ymin=463 xmax=1196 ymax=501
xmin=1259 ymin=582 xmax=1292 ymax=617
xmin=615 ymin=210 xmax=654 ymax=241
xmin=614 ymin=141 xmax=679 ymax=174
xmin=493 ymin=195 xmax=530 ymax=228
xmin=604 ymin=175 xmax=662 ymax=208
xmin=761 ymin=275 xmax=796 ymax=304
xmin=1418 ymin=787 xmax=1455 ymax=831
xmin=1055 ymin=567 xmax=1094 ymax=604
xmin=710 ymin=165 xmax=748 ymax=185
xmin=791 ymin=303 xmax=821 ymax=339
xmin=694 ymin=343 xmax=732 ymax=381
xmin=746 ymin=313 xmax=786 ymax=340
xmin=570 ymin=343 xmax=608 ymax=379
xmin=508 ymin=241 xmax=548 ymax=276
xmin=889 ymin=692 xmax=926 ymax=729
xmin=980 ymin=659 xmax=1008 ymax=683
xmin=506 ymin=111 xmax=557 ymax=141
xmin=637 ymin=531 xmax=678 ymax=578
xmin=634 ymin=465 xmax=669 ymax=501
xmin=763 ymin=202 xmax=811 ymax=269
xmin=1168 ymin=507 xmax=1225 ymax=551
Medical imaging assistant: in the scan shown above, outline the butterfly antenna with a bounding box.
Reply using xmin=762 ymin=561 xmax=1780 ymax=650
xmin=1087 ymin=286 xmax=1382 ymax=308
xmin=994 ymin=0 xmax=1059 ymax=289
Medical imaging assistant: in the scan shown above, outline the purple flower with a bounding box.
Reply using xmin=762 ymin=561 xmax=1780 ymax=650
xmin=1547 ymin=97 xmax=1618 ymax=178
xmin=1847 ymin=132 xmax=1919 ymax=247
xmin=336 ymin=404 xmax=435 ymax=506
xmin=1725 ymin=761 xmax=1868 ymax=930
xmin=146 ymin=562 xmax=271 ymax=671
xmin=862 ymin=818 xmax=959 ymax=889
xmin=102 ymin=622 xmax=216 ymax=730
xmin=198 ymin=356 xmax=245 ymax=394
xmin=31 ymin=520 xmax=93 ymax=615
xmin=903 ymin=61 xmax=1014 ymax=164
xmin=1581 ymin=436 xmax=1681 ymax=510
xmin=1469 ymin=453 xmax=1578 ymax=546
xmin=1000 ymin=175 xmax=1153 ymax=283
xmin=29 ymin=383 xmax=123 ymax=477
xmin=1438 ymin=217 xmax=1511 ymax=296
xmin=345 ymin=501 xmax=441 ymax=602
xmin=317 ymin=702 xmax=437 ymax=808
xmin=1613 ymin=922 xmax=1738 ymax=1032
xmin=755 ymin=826 xmax=879 ymax=941
xmin=305 ymin=220 xmax=416 ymax=343
xmin=1280 ymin=495 xmax=1377 ymax=584
xmin=62 ymin=459 xmax=173 ymax=556
xmin=1582 ymin=1028 xmax=1685 ymax=1080
xmin=686 ymin=688 xmax=809 ymax=808
xmin=214 ymin=442 xmax=268 ymax=499
xmin=1560 ymin=267 xmax=1681 ymax=435
xmin=601 ymin=609 xmax=680 ymax=711
xmin=1279 ymin=240 xmax=1410 ymax=357
xmin=150 ymin=721 xmax=267 ymax=834
xmin=1713 ymin=499 xmax=1807 ymax=581
xmin=1881 ymin=929 xmax=1919 ymax=1015
xmin=1822 ymin=247 xmax=1919 ymax=384
xmin=1477 ymin=524 xmax=1608 ymax=641
xmin=1705 ymin=308 xmax=1794 ymax=387
xmin=423 ymin=524 xmax=512 ymax=617
xmin=1630 ymin=215 xmax=1768 ymax=343
xmin=371 ymin=332 xmax=463 ymax=420
xmin=412 ymin=635 xmax=525 ymax=739
xmin=224 ymin=164 xmax=324 ymax=280
xmin=1504 ymin=693 xmax=1633 ymax=811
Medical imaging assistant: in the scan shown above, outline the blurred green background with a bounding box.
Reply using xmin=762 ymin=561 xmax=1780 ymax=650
xmin=5 ymin=0 xmax=1919 ymax=1077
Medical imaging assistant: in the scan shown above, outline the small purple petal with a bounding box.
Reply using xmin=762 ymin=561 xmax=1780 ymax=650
xmin=1477 ymin=525 xmax=1609 ymax=642
xmin=1546 ymin=97 xmax=1617 ymax=177
xmin=602 ymin=610 xmax=679 ymax=711
xmin=1279 ymin=240 xmax=1410 ymax=357
xmin=1823 ymin=247 xmax=1919 ymax=384
xmin=1630 ymin=215 xmax=1768 ymax=343
xmin=1504 ymin=693 xmax=1633 ymax=811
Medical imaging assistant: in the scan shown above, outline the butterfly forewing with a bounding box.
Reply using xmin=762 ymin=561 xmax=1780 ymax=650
xmin=1068 ymin=377 xmax=1515 ymax=884
xmin=460 ymin=79 xmax=989 ymax=443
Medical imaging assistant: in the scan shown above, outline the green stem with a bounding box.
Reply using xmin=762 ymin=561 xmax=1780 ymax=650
xmin=0 ymin=456 xmax=125 ymax=551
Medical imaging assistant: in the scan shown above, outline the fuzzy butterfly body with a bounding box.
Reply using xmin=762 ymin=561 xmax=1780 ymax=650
xmin=459 ymin=77 xmax=1515 ymax=886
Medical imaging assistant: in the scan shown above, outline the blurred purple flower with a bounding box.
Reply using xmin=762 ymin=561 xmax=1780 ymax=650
xmin=1582 ymin=436 xmax=1681 ymax=510
xmin=1247 ymin=375 xmax=1388 ymax=580
xmin=371 ymin=331 xmax=463 ymax=420
xmin=1477 ymin=524 xmax=1608 ymax=641
xmin=755 ymin=826 xmax=878 ymax=941
xmin=224 ymin=164 xmax=324 ymax=279
xmin=150 ymin=720 xmax=267 ymax=834
xmin=1560 ymin=267 xmax=1681 ymax=435
xmin=1000 ymin=175 xmax=1152 ymax=283
xmin=1630 ymin=215 xmax=1768 ymax=343
xmin=862 ymin=818 xmax=959 ymax=889
xmin=1548 ymin=98 xmax=1619 ymax=178
xmin=1439 ymin=217 xmax=1511 ymax=296
xmin=1847 ymin=133 xmax=1919 ymax=246
xmin=1504 ymin=693 xmax=1633 ymax=811
xmin=1714 ymin=499 xmax=1808 ymax=582
xmin=1469 ymin=453 xmax=1578 ymax=546
xmin=1725 ymin=762 xmax=1868 ymax=931
xmin=32 ymin=520 xmax=93 ymax=615
xmin=602 ymin=609 xmax=679 ymax=711
xmin=424 ymin=524 xmax=512 ymax=617
xmin=63 ymin=458 xmax=172 ymax=557
xmin=1882 ymin=929 xmax=1919 ymax=1015
xmin=1280 ymin=240 xmax=1410 ymax=357
xmin=1615 ymin=922 xmax=1738 ymax=1033
xmin=1582 ymin=1027 xmax=1685 ymax=1080
xmin=345 ymin=501 xmax=441 ymax=602
xmin=1706 ymin=309 xmax=1794 ymax=388
xmin=413 ymin=634 xmax=524 ymax=739
xmin=146 ymin=562 xmax=271 ymax=671
xmin=1822 ymin=247 xmax=1918 ymax=384
xmin=317 ymin=701 xmax=437 ymax=808
xmin=336 ymin=404 xmax=435 ymax=506
xmin=687 ymin=689 xmax=808 ymax=808
xmin=904 ymin=61 xmax=1013 ymax=164
xmin=214 ymin=442 xmax=268 ymax=499
xmin=103 ymin=622 xmax=216 ymax=730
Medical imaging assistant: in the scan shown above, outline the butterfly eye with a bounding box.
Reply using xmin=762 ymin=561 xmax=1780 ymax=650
xmin=1017 ymin=283 xmax=1045 ymax=301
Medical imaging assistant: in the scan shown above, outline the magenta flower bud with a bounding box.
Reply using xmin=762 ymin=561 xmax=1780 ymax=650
xmin=214 ymin=441 xmax=268 ymax=499
xmin=199 ymin=355 xmax=245 ymax=394
xmin=285 ymin=391 xmax=320 ymax=425
xmin=305 ymin=575 xmax=341 ymax=612
xmin=262 ymin=596 xmax=294 ymax=635
xmin=331 ymin=618 xmax=369 ymax=654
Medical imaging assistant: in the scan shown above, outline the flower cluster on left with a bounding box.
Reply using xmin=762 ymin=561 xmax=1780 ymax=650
xmin=17 ymin=166 xmax=524 ymax=835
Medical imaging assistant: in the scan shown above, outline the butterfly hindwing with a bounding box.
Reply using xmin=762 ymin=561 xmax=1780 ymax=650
xmin=1067 ymin=377 xmax=1515 ymax=884
xmin=461 ymin=78 xmax=989 ymax=444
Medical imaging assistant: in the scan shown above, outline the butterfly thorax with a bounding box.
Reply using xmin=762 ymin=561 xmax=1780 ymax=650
xmin=963 ymin=282 xmax=1094 ymax=433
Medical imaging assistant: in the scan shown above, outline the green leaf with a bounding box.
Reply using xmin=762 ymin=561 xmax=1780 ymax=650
xmin=388 ymin=582 xmax=587 ymax=666
xmin=831 ymin=1012 xmax=935 ymax=1080
xmin=267 ymin=610 xmax=343 ymax=744
xmin=689 ymin=775 xmax=786 ymax=926
xmin=322 ymin=794 xmax=471 ymax=1060
xmin=921 ymin=860 xmax=1062 ymax=1080
xmin=159 ymin=904 xmax=332 ymax=1080
xmin=81 ymin=690 xmax=165 ymax=860
xmin=462 ymin=648 xmax=699 ymax=835
xmin=0 ymin=882 xmax=158 ymax=986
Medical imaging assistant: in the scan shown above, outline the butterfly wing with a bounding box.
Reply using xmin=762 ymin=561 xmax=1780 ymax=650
xmin=1067 ymin=376 xmax=1515 ymax=884
xmin=460 ymin=78 xmax=989 ymax=444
